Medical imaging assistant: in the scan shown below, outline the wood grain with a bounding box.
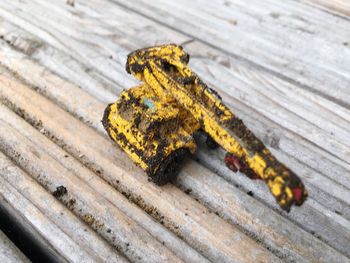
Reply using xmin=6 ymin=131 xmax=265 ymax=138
xmin=0 ymin=153 xmax=127 ymax=263
xmin=108 ymin=0 xmax=350 ymax=108
xmin=0 ymin=72 xmax=283 ymax=263
xmin=1 ymin=0 xmax=350 ymax=217
xmin=1 ymin=0 xmax=349 ymax=194
xmin=0 ymin=53 xmax=349 ymax=262
xmin=302 ymin=0 xmax=350 ymax=17
xmin=0 ymin=230 xmax=30 ymax=263
xmin=0 ymin=0 xmax=349 ymax=261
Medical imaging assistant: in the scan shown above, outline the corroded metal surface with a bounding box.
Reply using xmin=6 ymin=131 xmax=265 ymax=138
xmin=104 ymin=44 xmax=306 ymax=210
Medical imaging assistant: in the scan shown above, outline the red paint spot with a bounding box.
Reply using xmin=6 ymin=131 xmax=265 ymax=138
xmin=224 ymin=153 xmax=261 ymax=180
xmin=225 ymin=155 xmax=238 ymax=173
xmin=292 ymin=187 xmax=303 ymax=204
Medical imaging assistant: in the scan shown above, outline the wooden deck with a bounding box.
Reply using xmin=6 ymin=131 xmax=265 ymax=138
xmin=0 ymin=0 xmax=349 ymax=262
xmin=0 ymin=230 xmax=30 ymax=263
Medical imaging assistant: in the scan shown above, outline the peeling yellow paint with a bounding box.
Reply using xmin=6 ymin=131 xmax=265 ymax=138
xmin=103 ymin=44 xmax=307 ymax=210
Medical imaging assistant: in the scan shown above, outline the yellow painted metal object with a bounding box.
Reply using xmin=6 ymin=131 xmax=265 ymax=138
xmin=103 ymin=44 xmax=307 ymax=211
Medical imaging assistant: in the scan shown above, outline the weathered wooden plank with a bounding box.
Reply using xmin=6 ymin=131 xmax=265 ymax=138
xmin=302 ymin=0 xmax=350 ymax=17
xmin=107 ymin=0 xmax=350 ymax=108
xmin=0 ymin=230 xmax=30 ymax=263
xmin=0 ymin=0 xmax=349 ymax=260
xmin=0 ymin=154 xmax=128 ymax=263
xmin=0 ymin=0 xmax=139 ymax=89
xmin=0 ymin=137 xmax=206 ymax=263
xmin=1 ymin=1 xmax=349 ymax=201
xmin=0 ymin=116 xmax=186 ymax=262
xmin=4 ymin=0 xmax=350 ymax=167
xmin=0 ymin=60 xmax=349 ymax=262
xmin=0 ymin=81 xmax=207 ymax=263
xmin=1 ymin=0 xmax=350 ymax=219
xmin=1 ymin=0 xmax=349 ymax=171
xmin=0 ymin=178 xmax=105 ymax=263
xmin=0 ymin=18 xmax=117 ymax=103
xmin=0 ymin=74 xmax=281 ymax=263
xmin=0 ymin=122 xmax=185 ymax=263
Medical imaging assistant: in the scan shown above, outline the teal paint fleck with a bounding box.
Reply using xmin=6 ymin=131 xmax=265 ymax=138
xmin=142 ymin=98 xmax=156 ymax=111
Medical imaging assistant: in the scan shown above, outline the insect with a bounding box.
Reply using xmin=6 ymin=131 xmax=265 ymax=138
xmin=102 ymin=44 xmax=307 ymax=211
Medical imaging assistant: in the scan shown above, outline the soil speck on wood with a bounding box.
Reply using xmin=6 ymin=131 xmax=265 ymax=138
xmin=53 ymin=185 xmax=67 ymax=198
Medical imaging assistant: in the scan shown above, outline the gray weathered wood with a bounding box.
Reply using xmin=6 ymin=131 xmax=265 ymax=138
xmin=302 ymin=0 xmax=350 ymax=16
xmin=0 ymin=73 xmax=207 ymax=263
xmin=1 ymin=0 xmax=349 ymax=168
xmin=0 ymin=230 xmax=30 ymax=263
xmin=1 ymin=0 xmax=350 ymax=219
xmin=0 ymin=154 xmax=128 ymax=263
xmin=0 ymin=0 xmax=349 ymax=261
xmin=1 ymin=1 xmax=349 ymax=207
xmin=0 ymin=177 xmax=111 ymax=263
xmin=0 ymin=68 xmax=282 ymax=263
xmin=0 ymin=60 xmax=349 ymax=262
xmin=108 ymin=0 xmax=350 ymax=108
